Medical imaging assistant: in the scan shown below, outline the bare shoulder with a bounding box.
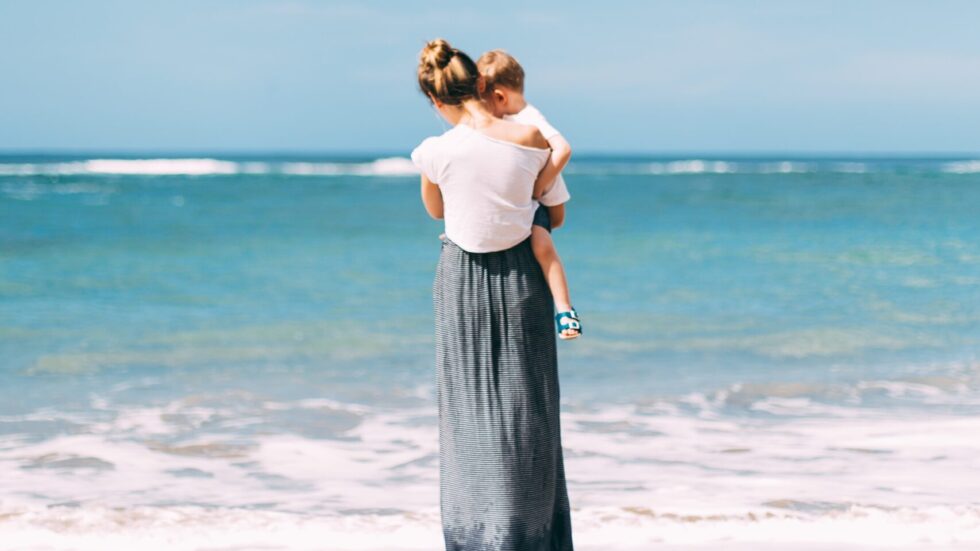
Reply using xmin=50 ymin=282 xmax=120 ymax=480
xmin=490 ymin=119 xmax=549 ymax=150
xmin=516 ymin=124 xmax=549 ymax=149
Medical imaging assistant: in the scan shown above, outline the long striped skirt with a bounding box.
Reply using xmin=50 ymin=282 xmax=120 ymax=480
xmin=434 ymin=236 xmax=574 ymax=551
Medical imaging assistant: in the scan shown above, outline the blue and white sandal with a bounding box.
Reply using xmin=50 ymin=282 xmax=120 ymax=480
xmin=555 ymin=308 xmax=582 ymax=340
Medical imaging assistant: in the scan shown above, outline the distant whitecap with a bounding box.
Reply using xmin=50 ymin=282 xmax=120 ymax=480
xmin=943 ymin=160 xmax=980 ymax=174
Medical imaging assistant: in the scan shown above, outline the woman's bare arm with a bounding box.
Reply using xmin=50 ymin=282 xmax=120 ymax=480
xmin=420 ymin=173 xmax=444 ymax=219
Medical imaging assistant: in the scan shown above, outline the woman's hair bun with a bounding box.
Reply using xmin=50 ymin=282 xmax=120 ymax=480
xmin=417 ymin=38 xmax=480 ymax=106
xmin=421 ymin=38 xmax=455 ymax=69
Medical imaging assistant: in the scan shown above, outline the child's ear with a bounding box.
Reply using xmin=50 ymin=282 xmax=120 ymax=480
xmin=493 ymin=89 xmax=506 ymax=105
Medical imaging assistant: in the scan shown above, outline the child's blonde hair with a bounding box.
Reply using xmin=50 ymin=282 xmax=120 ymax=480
xmin=476 ymin=49 xmax=525 ymax=93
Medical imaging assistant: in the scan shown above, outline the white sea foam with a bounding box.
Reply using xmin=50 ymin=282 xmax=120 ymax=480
xmin=758 ymin=161 xmax=813 ymax=173
xmin=0 ymin=502 xmax=978 ymax=550
xmin=647 ymin=160 xmax=736 ymax=174
xmin=356 ymin=156 xmax=420 ymax=176
xmin=0 ymin=157 xmax=420 ymax=177
xmin=2 ymin=390 xmax=980 ymax=548
xmin=83 ymin=158 xmax=241 ymax=175
xmin=943 ymin=160 xmax=980 ymax=174
xmin=566 ymin=160 xmax=879 ymax=176
xmin=0 ymin=159 xmax=239 ymax=176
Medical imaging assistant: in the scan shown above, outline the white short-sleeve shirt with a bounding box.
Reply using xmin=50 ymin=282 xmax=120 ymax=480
xmin=411 ymin=123 xmax=550 ymax=253
xmin=505 ymin=103 xmax=570 ymax=207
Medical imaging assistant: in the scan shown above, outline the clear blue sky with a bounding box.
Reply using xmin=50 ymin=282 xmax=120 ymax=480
xmin=2 ymin=0 xmax=978 ymax=154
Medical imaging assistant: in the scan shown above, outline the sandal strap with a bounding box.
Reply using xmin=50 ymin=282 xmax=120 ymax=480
xmin=555 ymin=309 xmax=579 ymax=321
xmin=555 ymin=309 xmax=582 ymax=333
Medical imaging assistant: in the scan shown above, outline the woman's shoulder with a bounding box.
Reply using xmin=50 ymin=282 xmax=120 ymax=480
xmin=490 ymin=119 xmax=549 ymax=150
xmin=416 ymin=125 xmax=458 ymax=145
xmin=413 ymin=126 xmax=460 ymax=157
xmin=415 ymin=125 xmax=470 ymax=154
xmin=412 ymin=127 xmax=466 ymax=179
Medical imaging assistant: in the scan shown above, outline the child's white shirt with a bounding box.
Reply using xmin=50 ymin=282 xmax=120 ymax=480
xmin=505 ymin=103 xmax=571 ymax=207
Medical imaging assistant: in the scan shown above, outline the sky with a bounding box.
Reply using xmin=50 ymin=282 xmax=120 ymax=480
xmin=1 ymin=0 xmax=979 ymax=154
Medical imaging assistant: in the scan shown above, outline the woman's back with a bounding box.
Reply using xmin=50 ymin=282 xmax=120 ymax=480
xmin=412 ymin=121 xmax=550 ymax=253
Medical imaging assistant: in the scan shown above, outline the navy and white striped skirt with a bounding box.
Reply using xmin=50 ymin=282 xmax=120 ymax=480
xmin=434 ymin=236 xmax=574 ymax=551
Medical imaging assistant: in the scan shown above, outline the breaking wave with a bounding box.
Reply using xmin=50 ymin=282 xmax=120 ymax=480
xmin=943 ymin=160 xmax=980 ymax=174
xmin=0 ymin=157 xmax=421 ymax=177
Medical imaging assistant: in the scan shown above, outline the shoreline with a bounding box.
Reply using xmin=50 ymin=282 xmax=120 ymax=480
xmin=1 ymin=503 xmax=978 ymax=550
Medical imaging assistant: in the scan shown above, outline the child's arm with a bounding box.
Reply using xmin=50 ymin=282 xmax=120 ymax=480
xmin=420 ymin=173 xmax=444 ymax=219
xmin=533 ymin=134 xmax=572 ymax=199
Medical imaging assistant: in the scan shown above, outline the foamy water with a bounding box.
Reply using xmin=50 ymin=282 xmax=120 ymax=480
xmin=0 ymin=157 xmax=420 ymax=177
xmin=2 ymin=373 xmax=980 ymax=549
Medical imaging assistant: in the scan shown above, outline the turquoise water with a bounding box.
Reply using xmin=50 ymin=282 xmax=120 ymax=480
xmin=2 ymin=155 xmax=980 ymax=547
xmin=3 ymin=156 xmax=978 ymax=407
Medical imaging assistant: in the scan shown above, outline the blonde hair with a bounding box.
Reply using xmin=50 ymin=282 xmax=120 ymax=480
xmin=476 ymin=49 xmax=525 ymax=93
xmin=417 ymin=38 xmax=480 ymax=105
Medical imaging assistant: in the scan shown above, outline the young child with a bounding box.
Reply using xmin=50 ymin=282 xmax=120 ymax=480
xmin=477 ymin=49 xmax=582 ymax=340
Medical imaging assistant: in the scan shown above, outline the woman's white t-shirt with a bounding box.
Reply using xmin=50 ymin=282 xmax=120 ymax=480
xmin=411 ymin=123 xmax=550 ymax=253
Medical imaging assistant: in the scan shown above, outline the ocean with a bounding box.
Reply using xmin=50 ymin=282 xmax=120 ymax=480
xmin=1 ymin=154 xmax=979 ymax=550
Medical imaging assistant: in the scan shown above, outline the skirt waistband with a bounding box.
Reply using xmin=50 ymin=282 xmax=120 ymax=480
xmin=441 ymin=234 xmax=533 ymax=256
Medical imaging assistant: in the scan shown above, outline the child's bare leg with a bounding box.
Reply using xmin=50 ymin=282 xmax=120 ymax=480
xmin=531 ymin=226 xmax=573 ymax=314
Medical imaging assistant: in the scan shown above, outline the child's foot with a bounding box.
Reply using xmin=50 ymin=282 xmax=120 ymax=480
xmin=555 ymin=308 xmax=582 ymax=340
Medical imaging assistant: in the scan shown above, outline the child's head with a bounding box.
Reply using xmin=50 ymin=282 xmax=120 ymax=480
xmin=476 ymin=49 xmax=525 ymax=117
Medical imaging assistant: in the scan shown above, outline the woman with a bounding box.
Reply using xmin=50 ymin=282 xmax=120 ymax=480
xmin=411 ymin=39 xmax=575 ymax=550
